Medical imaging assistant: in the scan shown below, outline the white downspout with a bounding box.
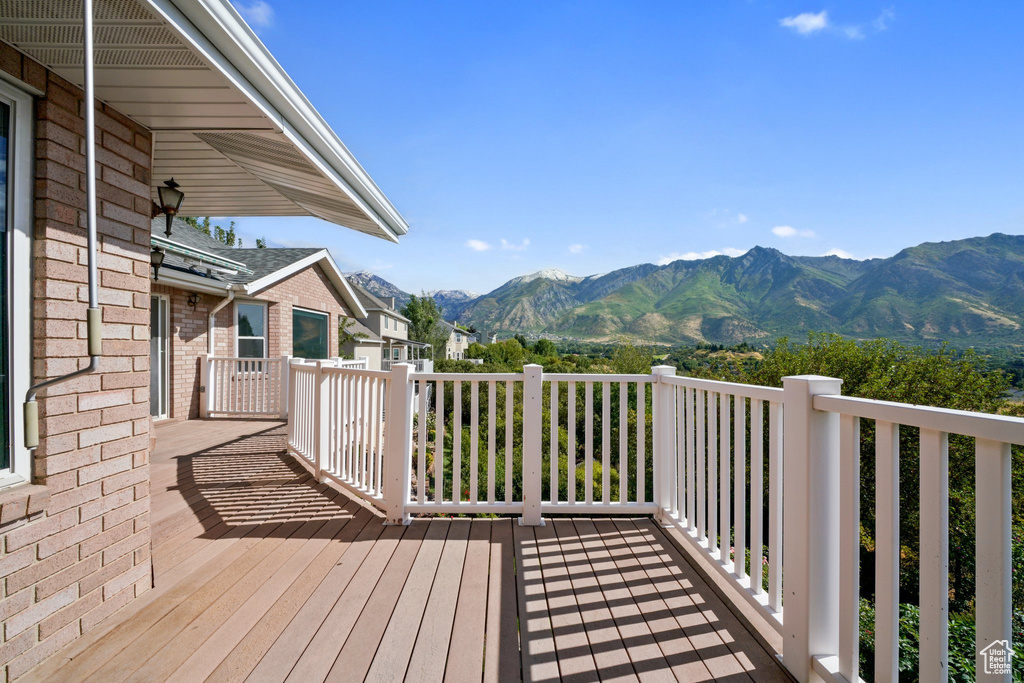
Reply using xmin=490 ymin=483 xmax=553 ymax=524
xmin=23 ymin=0 xmax=102 ymax=448
xmin=208 ymin=289 xmax=235 ymax=355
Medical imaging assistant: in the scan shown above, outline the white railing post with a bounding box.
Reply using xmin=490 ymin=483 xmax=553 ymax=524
xmin=781 ymin=375 xmax=843 ymax=682
xmin=521 ymin=364 xmax=544 ymax=526
xmin=279 ymin=355 xmax=291 ymax=419
xmin=286 ymin=360 xmax=297 ymax=447
xmin=199 ymin=354 xmax=209 ymax=418
xmin=652 ymin=365 xmax=676 ymax=523
xmin=385 ymin=362 xmax=415 ymax=525
xmin=314 ymin=360 xmax=329 ymax=482
xmin=976 ymin=438 xmax=1012 ymax=682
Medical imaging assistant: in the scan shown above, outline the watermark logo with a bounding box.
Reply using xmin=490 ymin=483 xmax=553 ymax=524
xmin=980 ymin=639 xmax=1015 ymax=675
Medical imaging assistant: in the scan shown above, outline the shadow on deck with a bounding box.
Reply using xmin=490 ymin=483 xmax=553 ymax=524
xmin=29 ymin=419 xmax=790 ymax=682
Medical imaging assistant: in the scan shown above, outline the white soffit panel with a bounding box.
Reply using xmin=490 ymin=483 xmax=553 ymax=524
xmin=0 ymin=0 xmax=406 ymax=240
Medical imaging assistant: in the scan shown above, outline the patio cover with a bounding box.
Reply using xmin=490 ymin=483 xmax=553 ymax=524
xmin=0 ymin=0 xmax=408 ymax=241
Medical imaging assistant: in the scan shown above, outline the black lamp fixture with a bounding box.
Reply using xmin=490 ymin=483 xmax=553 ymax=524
xmin=187 ymin=292 xmax=201 ymax=310
xmin=156 ymin=178 xmax=185 ymax=238
xmin=150 ymin=247 xmax=165 ymax=281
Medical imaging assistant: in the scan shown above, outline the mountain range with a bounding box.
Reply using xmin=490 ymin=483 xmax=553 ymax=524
xmin=350 ymin=233 xmax=1024 ymax=346
xmin=346 ymin=271 xmax=479 ymax=316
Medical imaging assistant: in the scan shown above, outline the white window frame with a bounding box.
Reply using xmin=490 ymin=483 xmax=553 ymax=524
xmin=1 ymin=79 xmax=34 ymax=487
xmin=291 ymin=305 xmax=329 ymax=359
xmin=234 ymin=300 xmax=268 ymax=359
xmin=150 ymin=294 xmax=170 ymax=420
xmin=384 ymin=314 xmax=389 ymax=330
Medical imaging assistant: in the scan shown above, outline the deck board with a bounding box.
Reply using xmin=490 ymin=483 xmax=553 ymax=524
xmin=443 ymin=519 xmax=492 ymax=683
xmin=30 ymin=419 xmax=789 ymax=683
xmin=405 ymin=519 xmax=472 ymax=681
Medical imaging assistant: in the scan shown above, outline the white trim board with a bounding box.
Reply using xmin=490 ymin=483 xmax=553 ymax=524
xmin=244 ymin=249 xmax=368 ymax=318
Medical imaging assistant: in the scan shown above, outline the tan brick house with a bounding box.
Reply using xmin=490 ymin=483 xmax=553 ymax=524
xmin=150 ymin=217 xmax=367 ymax=420
xmin=0 ymin=1 xmax=407 ymax=677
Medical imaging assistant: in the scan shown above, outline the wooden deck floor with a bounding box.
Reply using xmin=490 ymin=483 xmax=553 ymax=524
xmin=29 ymin=420 xmax=789 ymax=682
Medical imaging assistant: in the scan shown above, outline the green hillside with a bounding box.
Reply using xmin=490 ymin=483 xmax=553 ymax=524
xmin=459 ymin=233 xmax=1024 ymax=345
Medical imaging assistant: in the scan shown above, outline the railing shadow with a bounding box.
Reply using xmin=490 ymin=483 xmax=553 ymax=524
xmin=168 ymin=422 xmax=353 ymax=541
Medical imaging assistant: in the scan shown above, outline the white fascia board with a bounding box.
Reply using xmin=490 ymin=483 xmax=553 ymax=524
xmin=152 ymin=268 xmax=233 ymax=295
xmin=244 ymin=250 xmax=368 ymax=319
xmin=146 ymin=0 xmax=408 ymax=242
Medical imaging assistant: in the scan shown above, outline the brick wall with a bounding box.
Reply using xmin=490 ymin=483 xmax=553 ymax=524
xmin=255 ymin=263 xmax=352 ymax=360
xmin=0 ymin=44 xmax=153 ymax=679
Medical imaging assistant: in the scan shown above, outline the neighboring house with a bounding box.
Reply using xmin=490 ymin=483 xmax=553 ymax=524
xmin=351 ymin=285 xmax=431 ymax=364
xmin=0 ymin=1 xmax=407 ymax=676
xmin=339 ymin=317 xmax=385 ymax=370
xmin=150 ymin=217 xmax=367 ymax=419
xmin=442 ymin=321 xmax=475 ymax=360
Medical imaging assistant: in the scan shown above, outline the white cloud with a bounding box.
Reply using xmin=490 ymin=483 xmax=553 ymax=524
xmin=772 ymin=225 xmax=816 ymax=239
xmin=234 ymin=1 xmax=274 ymax=28
xmin=568 ymin=243 xmax=586 ymax=254
xmin=657 ymin=247 xmax=745 ymax=265
xmin=737 ymin=213 xmax=749 ymax=224
xmin=843 ymin=25 xmax=865 ymax=39
xmin=780 ymin=11 xmax=829 ymax=35
xmin=873 ymin=7 xmax=895 ymax=32
xmin=465 ymin=239 xmax=491 ymax=252
xmin=500 ymin=238 xmax=530 ymax=252
xmin=822 ymin=248 xmax=855 ymax=259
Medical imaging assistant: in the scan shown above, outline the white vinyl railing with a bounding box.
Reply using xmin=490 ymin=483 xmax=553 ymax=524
xmin=201 ymin=355 xmax=367 ymax=418
xmin=382 ymin=358 xmax=433 ymax=373
xmin=655 ymin=374 xmax=787 ymax=627
xmin=201 ymin=355 xmax=286 ymax=417
xmin=285 ymin=363 xmax=1024 ymax=683
xmin=287 ymin=360 xmax=390 ymax=504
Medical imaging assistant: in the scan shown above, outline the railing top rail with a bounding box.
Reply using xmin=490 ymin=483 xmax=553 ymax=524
xmin=321 ymin=365 xmax=389 ymax=378
xmin=814 ymin=393 xmax=1024 ymax=444
xmin=210 ymin=356 xmax=282 ymax=363
xmin=662 ymin=374 xmax=784 ymax=402
xmin=544 ymin=372 xmax=655 ymax=383
xmin=414 ymin=372 xmax=526 ymax=382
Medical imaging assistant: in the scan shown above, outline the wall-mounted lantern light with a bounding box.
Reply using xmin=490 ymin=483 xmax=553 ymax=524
xmin=156 ymin=178 xmax=185 ymax=238
xmin=151 ymin=247 xmax=165 ymax=281
xmin=187 ymin=292 xmax=201 ymax=310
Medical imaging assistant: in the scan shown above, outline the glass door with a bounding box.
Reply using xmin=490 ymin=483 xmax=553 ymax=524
xmin=149 ymin=296 xmax=169 ymax=418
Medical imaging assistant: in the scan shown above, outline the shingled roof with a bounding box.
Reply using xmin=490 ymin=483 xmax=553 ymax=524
xmin=150 ymin=217 xmax=367 ymax=317
xmin=152 ymin=217 xmax=317 ymax=284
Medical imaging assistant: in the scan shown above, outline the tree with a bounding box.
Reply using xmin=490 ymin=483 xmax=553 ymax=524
xmin=182 ymin=216 xmax=266 ymax=249
xmin=611 ymin=339 xmax=654 ymax=374
xmin=402 ymin=294 xmax=449 ymax=360
xmin=533 ymin=339 xmax=557 ymax=357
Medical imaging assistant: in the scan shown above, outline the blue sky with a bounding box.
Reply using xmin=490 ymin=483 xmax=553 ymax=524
xmin=226 ymin=1 xmax=1024 ymax=294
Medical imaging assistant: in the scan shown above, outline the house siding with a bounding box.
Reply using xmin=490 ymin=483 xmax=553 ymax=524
xmin=0 ymin=44 xmax=153 ymax=680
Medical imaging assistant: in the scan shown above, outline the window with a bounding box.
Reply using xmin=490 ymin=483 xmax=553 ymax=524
xmin=455 ymin=332 xmax=462 ymax=343
xmin=293 ymin=308 xmax=329 ymax=359
xmin=392 ymin=347 xmax=400 ymax=360
xmin=1 ymin=80 xmax=32 ymax=484
xmin=384 ymin=315 xmax=389 ymax=330
xmin=236 ymin=302 xmax=266 ymax=358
